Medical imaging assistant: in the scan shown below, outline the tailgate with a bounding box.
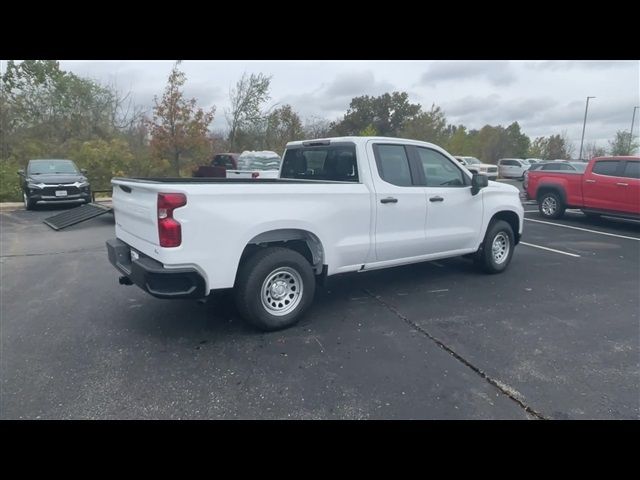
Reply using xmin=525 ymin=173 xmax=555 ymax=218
xmin=112 ymin=180 xmax=160 ymax=246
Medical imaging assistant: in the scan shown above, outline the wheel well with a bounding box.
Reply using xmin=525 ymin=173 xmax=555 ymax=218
xmin=537 ymin=185 xmax=566 ymax=204
xmin=239 ymin=229 xmax=325 ymax=275
xmin=491 ymin=211 xmax=520 ymax=245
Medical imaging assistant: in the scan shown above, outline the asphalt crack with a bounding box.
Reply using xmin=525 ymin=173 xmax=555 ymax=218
xmin=0 ymin=247 xmax=103 ymax=258
xmin=363 ymin=288 xmax=548 ymax=420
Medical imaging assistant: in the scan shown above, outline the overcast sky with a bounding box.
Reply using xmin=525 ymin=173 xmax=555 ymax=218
xmin=38 ymin=60 xmax=640 ymax=150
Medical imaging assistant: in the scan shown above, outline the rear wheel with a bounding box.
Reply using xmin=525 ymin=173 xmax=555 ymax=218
xmin=538 ymin=191 xmax=565 ymax=219
xmin=474 ymin=220 xmax=515 ymax=274
xmin=234 ymin=247 xmax=316 ymax=331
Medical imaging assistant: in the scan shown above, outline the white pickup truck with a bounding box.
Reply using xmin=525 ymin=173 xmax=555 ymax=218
xmin=107 ymin=136 xmax=523 ymax=331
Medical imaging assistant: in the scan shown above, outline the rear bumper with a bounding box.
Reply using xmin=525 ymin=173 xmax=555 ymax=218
xmin=106 ymin=238 xmax=206 ymax=299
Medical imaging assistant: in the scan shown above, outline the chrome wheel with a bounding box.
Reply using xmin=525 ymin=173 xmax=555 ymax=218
xmin=541 ymin=196 xmax=557 ymax=216
xmin=260 ymin=267 xmax=303 ymax=316
xmin=492 ymin=232 xmax=510 ymax=265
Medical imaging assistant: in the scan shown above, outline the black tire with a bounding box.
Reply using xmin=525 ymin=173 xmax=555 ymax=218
xmin=23 ymin=192 xmax=35 ymax=211
xmin=538 ymin=191 xmax=565 ymax=219
xmin=474 ymin=220 xmax=515 ymax=274
xmin=234 ymin=247 xmax=316 ymax=331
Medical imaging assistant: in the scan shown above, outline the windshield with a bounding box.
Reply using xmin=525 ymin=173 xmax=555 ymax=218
xmin=464 ymin=157 xmax=482 ymax=165
xmin=28 ymin=159 xmax=79 ymax=175
xmin=236 ymin=151 xmax=281 ymax=171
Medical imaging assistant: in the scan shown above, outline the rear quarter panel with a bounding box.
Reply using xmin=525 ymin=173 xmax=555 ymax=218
xmin=527 ymin=171 xmax=584 ymax=206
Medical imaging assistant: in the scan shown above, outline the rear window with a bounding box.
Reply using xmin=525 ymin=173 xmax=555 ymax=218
xmin=592 ymin=160 xmax=621 ymax=177
xmin=622 ymin=161 xmax=639 ymax=179
xmin=280 ymin=144 xmax=358 ymax=182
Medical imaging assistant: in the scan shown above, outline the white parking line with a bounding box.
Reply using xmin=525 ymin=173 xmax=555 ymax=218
xmin=520 ymin=241 xmax=581 ymax=257
xmin=524 ymin=218 xmax=640 ymax=241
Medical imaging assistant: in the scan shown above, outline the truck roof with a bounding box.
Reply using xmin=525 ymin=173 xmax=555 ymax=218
xmin=591 ymin=156 xmax=639 ymax=161
xmin=285 ymin=136 xmax=444 ymax=150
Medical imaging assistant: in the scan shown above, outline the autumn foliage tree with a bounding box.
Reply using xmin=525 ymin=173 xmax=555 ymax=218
xmin=149 ymin=62 xmax=215 ymax=176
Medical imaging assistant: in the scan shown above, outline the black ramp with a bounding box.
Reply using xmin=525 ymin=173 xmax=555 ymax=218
xmin=43 ymin=203 xmax=113 ymax=230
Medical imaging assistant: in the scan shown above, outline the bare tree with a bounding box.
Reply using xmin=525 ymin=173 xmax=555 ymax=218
xmin=583 ymin=141 xmax=606 ymax=160
xmin=226 ymin=72 xmax=271 ymax=150
xmin=303 ymin=116 xmax=332 ymax=139
xmin=560 ymin=130 xmax=576 ymax=158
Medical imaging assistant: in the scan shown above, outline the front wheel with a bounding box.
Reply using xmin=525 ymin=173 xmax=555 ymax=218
xmin=474 ymin=220 xmax=515 ymax=274
xmin=23 ymin=193 xmax=35 ymax=210
xmin=234 ymin=247 xmax=316 ymax=331
xmin=538 ymin=192 xmax=565 ymax=219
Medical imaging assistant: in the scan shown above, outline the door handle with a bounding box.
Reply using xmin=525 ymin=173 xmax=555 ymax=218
xmin=380 ymin=197 xmax=398 ymax=204
xmin=429 ymin=196 xmax=444 ymax=202
xmin=585 ymin=179 xmax=596 ymax=183
xmin=616 ymin=183 xmax=629 ymax=187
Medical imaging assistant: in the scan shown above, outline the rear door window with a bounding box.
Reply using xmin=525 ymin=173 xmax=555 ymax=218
xmin=622 ymin=161 xmax=640 ymax=179
xmin=592 ymin=160 xmax=621 ymax=177
xmin=373 ymin=144 xmax=413 ymax=186
xmin=280 ymin=143 xmax=358 ymax=182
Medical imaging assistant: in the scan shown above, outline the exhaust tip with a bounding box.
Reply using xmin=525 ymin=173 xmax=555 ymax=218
xmin=119 ymin=276 xmax=133 ymax=286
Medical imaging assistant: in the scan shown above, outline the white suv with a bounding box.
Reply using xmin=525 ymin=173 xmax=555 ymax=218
xmin=454 ymin=156 xmax=498 ymax=180
xmin=498 ymin=158 xmax=529 ymax=180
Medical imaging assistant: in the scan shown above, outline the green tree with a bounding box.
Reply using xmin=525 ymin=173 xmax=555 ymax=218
xmin=608 ymin=130 xmax=639 ymax=156
xmin=149 ymin=62 xmax=215 ymax=176
xmin=331 ymin=92 xmax=421 ymax=137
xmin=528 ymin=137 xmax=547 ymax=158
xmin=226 ymin=72 xmax=272 ymax=151
xmin=504 ymin=122 xmax=530 ymax=158
xmin=399 ymin=104 xmax=449 ymax=145
xmin=359 ymin=124 xmax=377 ymax=136
xmin=68 ymin=138 xmax=135 ymax=190
xmin=444 ymin=125 xmax=472 ymax=155
xmin=264 ymin=104 xmax=304 ymax=153
xmin=544 ymin=134 xmax=571 ymax=159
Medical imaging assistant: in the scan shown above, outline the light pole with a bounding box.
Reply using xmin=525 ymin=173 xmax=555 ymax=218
xmin=629 ymin=106 xmax=639 ymax=154
xmin=578 ymin=96 xmax=596 ymax=161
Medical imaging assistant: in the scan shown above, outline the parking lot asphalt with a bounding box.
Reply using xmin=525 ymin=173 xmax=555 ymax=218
xmin=1 ymin=191 xmax=638 ymax=419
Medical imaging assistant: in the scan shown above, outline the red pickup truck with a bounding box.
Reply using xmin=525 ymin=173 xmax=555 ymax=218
xmin=526 ymin=156 xmax=640 ymax=220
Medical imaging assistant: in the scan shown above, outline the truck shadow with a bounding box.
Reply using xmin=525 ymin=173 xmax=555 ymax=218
xmin=125 ymin=256 xmax=482 ymax=340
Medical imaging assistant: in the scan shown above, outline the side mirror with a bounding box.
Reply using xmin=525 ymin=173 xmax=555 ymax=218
xmin=471 ymin=173 xmax=488 ymax=195
xmin=17 ymin=169 xmax=25 ymax=176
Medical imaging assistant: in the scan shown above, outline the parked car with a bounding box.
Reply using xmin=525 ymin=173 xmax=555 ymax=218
xmin=193 ymin=153 xmax=240 ymax=178
xmin=526 ymin=156 xmax=639 ymax=220
xmin=525 ymin=158 xmax=543 ymax=164
xmin=107 ymin=136 xmax=523 ymax=331
xmin=498 ymin=158 xmax=530 ymax=180
xmin=454 ymin=156 xmax=498 ymax=180
xmin=18 ymin=159 xmax=91 ymax=210
xmin=523 ymin=161 xmax=586 ymax=190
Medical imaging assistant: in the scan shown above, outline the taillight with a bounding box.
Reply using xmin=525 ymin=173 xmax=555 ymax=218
xmin=157 ymin=193 xmax=186 ymax=247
